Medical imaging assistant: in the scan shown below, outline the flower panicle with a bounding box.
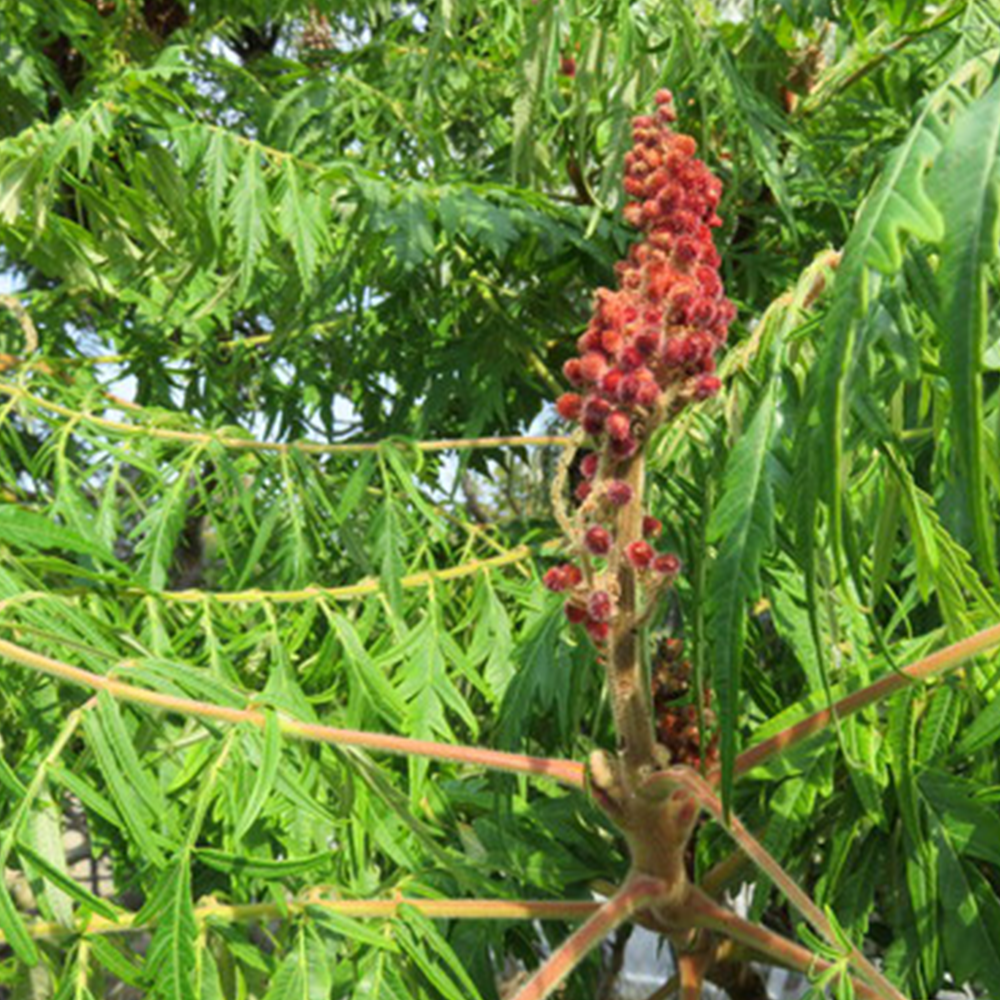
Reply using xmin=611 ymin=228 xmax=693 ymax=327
xmin=546 ymin=90 xmax=732 ymax=645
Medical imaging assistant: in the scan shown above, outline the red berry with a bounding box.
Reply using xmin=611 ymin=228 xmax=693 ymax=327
xmin=556 ymin=392 xmax=583 ymax=421
xmin=575 ymin=481 xmax=593 ymax=502
xmin=635 ymin=380 xmax=660 ymax=407
xmin=606 ymin=411 xmax=631 ymax=442
xmin=626 ymin=540 xmax=654 ymax=568
xmin=610 ymin=435 xmax=638 ymax=459
xmin=588 ymin=590 xmax=613 ymax=621
xmin=582 ymin=397 xmax=611 ymax=434
xmin=653 ymin=553 xmax=681 ymax=576
xmin=564 ymin=601 xmax=587 ymax=624
xmin=643 ymin=516 xmax=662 ymax=538
xmin=693 ymin=375 xmax=721 ymax=400
xmin=584 ymin=526 xmax=612 ymax=555
xmin=579 ymin=352 xmax=609 ymax=383
xmin=586 ymin=620 xmax=610 ymax=643
xmin=563 ymin=563 xmax=583 ymax=587
xmin=563 ymin=358 xmax=584 ymax=386
xmin=580 ymin=452 xmax=599 ymax=479
xmin=543 ymin=567 xmax=568 ymax=592
xmin=600 ymin=368 xmax=624 ymax=395
xmin=606 ymin=481 xmax=633 ymax=506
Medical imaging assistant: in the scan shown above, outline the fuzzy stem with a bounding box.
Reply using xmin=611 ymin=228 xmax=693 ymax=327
xmin=0 ymin=637 xmax=585 ymax=788
xmin=727 ymin=621 xmax=1000 ymax=780
xmin=510 ymin=876 xmax=668 ymax=1000
xmin=0 ymin=897 xmax=601 ymax=945
xmin=642 ymin=768 xmax=907 ymax=1000
xmin=677 ymin=947 xmax=708 ymax=1000
xmin=686 ymin=890 xmax=887 ymax=1000
xmin=0 ymin=383 xmax=569 ymax=455
xmin=608 ymin=452 xmax=657 ymax=771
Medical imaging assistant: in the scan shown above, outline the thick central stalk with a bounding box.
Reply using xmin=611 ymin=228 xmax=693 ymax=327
xmin=609 ymin=451 xmax=657 ymax=773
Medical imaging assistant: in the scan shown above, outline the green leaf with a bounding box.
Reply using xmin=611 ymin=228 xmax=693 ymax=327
xmin=919 ymin=769 xmax=1000 ymax=867
xmin=194 ymin=848 xmax=329 ymax=879
xmin=307 ymin=905 xmax=399 ymax=951
xmin=82 ymin=699 xmax=166 ymax=868
xmin=229 ymin=145 xmax=269 ymax=300
xmin=934 ymin=821 xmax=1000 ymax=996
xmin=264 ymin=926 xmax=331 ymax=1000
xmin=276 ymin=161 xmax=323 ymax=290
xmin=15 ymin=839 xmax=120 ymax=922
xmin=0 ymin=505 xmax=120 ymax=564
xmin=138 ymin=857 xmax=197 ymax=1000
xmin=805 ymin=68 xmax=954 ymax=558
xmin=707 ymin=386 xmax=777 ymax=810
xmin=929 ymin=76 xmax=1000 ymax=577
xmin=235 ymin=711 xmax=281 ymax=841
xmin=0 ymin=878 xmax=38 ymax=965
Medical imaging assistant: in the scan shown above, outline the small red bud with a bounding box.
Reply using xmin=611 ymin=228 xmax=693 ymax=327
xmin=587 ymin=590 xmax=613 ymax=622
xmin=693 ymin=375 xmax=722 ymax=400
xmin=600 ymin=368 xmax=624 ymax=395
xmin=642 ymin=516 xmax=662 ymax=538
xmin=543 ymin=567 xmax=567 ymax=591
xmin=653 ymin=553 xmax=682 ymax=576
xmin=564 ymin=601 xmax=588 ymax=624
xmin=606 ymin=481 xmax=633 ymax=506
xmin=584 ymin=525 xmax=612 ymax=555
xmin=586 ymin=619 xmax=610 ymax=643
xmin=563 ymin=563 xmax=583 ymax=587
xmin=563 ymin=358 xmax=584 ymax=386
xmin=575 ymin=480 xmax=593 ymax=502
xmin=582 ymin=397 xmax=612 ymax=434
xmin=635 ymin=380 xmax=660 ymax=407
xmin=606 ymin=411 xmax=631 ymax=442
xmin=556 ymin=392 xmax=583 ymax=421
xmin=609 ymin=435 xmax=638 ymax=459
xmin=559 ymin=53 xmax=577 ymax=77
xmin=625 ymin=540 xmax=654 ymax=568
xmin=579 ymin=352 xmax=609 ymax=383
xmin=580 ymin=453 xmax=599 ymax=479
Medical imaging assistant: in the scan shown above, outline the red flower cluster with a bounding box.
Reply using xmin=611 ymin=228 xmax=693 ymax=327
xmin=651 ymin=636 xmax=719 ymax=769
xmin=544 ymin=91 xmax=730 ymax=645
xmin=556 ymin=89 xmax=734 ymax=449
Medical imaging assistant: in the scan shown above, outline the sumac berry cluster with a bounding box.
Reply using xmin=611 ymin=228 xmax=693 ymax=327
xmin=545 ymin=91 xmax=731 ymax=646
xmin=651 ymin=636 xmax=719 ymax=769
xmin=556 ymin=89 xmax=734 ymax=445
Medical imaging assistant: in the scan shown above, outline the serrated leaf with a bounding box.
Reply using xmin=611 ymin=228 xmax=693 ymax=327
xmin=138 ymin=858 xmax=197 ymax=1000
xmin=229 ymin=145 xmax=269 ymax=299
xmin=276 ymin=160 xmax=323 ymax=290
xmin=935 ymin=822 xmax=1000 ymax=996
xmin=805 ymin=68 xmax=956 ymax=560
xmin=920 ymin=769 xmax=1000 ymax=867
xmin=82 ymin=701 xmax=166 ymax=868
xmin=264 ymin=926 xmax=331 ymax=1000
xmin=0 ymin=505 xmax=120 ymax=564
xmin=234 ymin=711 xmax=281 ymax=841
xmin=195 ymin=848 xmax=329 ymax=879
xmin=707 ymin=386 xmax=777 ymax=810
xmin=930 ymin=76 xmax=1000 ymax=577
xmin=307 ymin=905 xmax=398 ymax=950
xmin=15 ymin=839 xmax=120 ymax=922
xmin=0 ymin=879 xmax=38 ymax=965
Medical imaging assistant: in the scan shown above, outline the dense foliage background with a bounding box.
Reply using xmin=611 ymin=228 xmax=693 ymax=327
xmin=3 ymin=1 xmax=1000 ymax=997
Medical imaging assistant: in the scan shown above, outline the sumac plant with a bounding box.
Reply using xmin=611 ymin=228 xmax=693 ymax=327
xmin=4 ymin=5 xmax=1000 ymax=1000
